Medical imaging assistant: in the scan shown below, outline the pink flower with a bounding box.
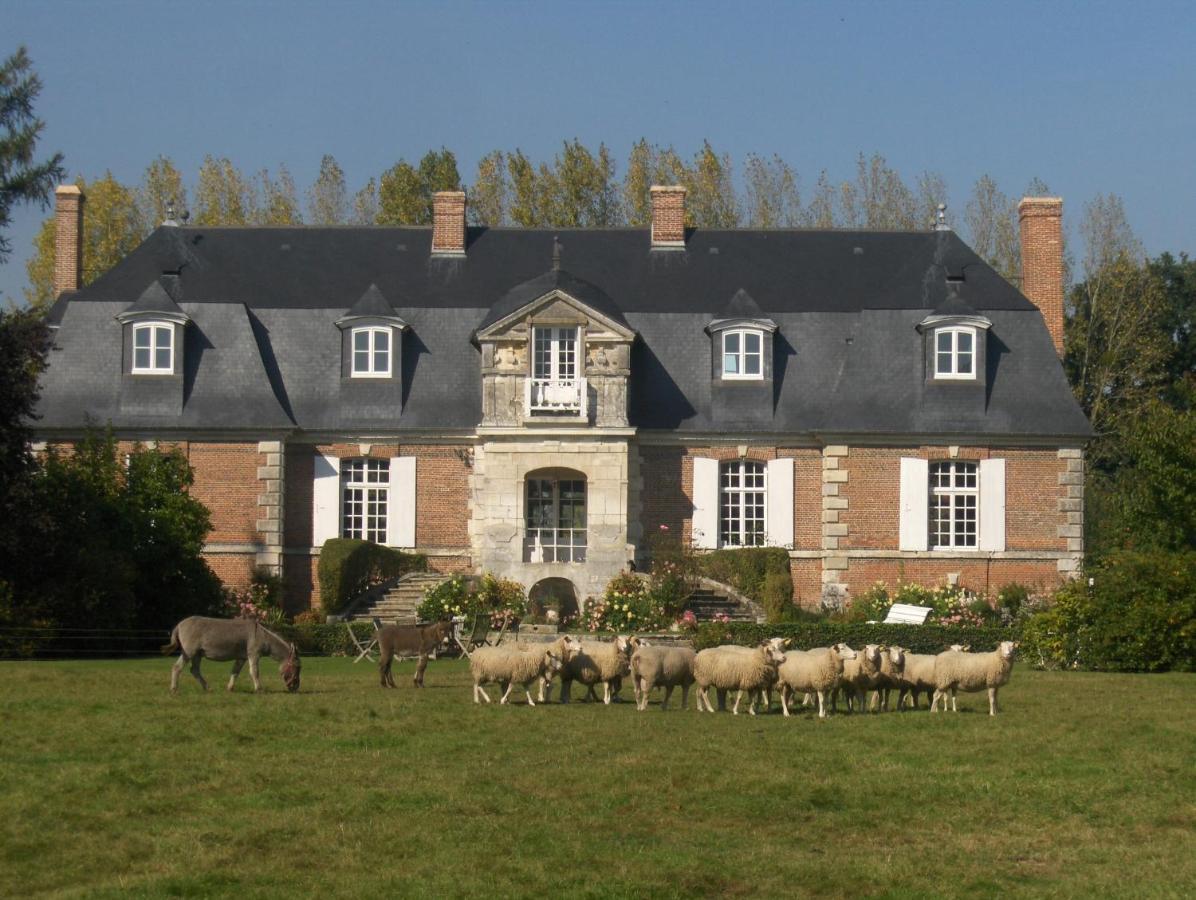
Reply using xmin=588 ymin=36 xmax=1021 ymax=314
xmin=659 ymin=524 xmax=670 ymax=532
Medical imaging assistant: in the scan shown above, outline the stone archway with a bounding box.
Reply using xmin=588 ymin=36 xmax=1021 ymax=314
xmin=528 ymin=577 xmax=580 ymax=625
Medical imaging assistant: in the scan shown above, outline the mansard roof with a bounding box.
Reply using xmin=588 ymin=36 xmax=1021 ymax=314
xmin=35 ymin=224 xmax=1092 ymax=439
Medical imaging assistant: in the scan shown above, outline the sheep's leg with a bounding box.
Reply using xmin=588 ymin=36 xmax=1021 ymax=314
xmin=662 ymin=685 xmax=674 ymax=711
xmin=413 ymin=653 xmax=429 ymax=688
xmin=732 ymin=689 xmax=744 ymax=716
xmin=930 ymin=689 xmax=941 ymax=712
xmin=247 ymin=655 xmax=262 ymax=692
xmin=499 ymin=680 xmax=513 ymax=704
xmin=780 ymin=686 xmax=791 ymax=717
xmin=474 ymin=682 xmax=491 ymax=704
xmin=190 ymin=656 xmax=209 ymax=692
xmin=560 ymin=679 xmax=572 ymax=704
xmin=523 ymin=683 xmax=537 ymax=707
xmin=696 ymin=686 xmax=710 ymax=712
xmin=950 ymin=689 xmax=958 ymax=713
xmin=227 ymin=659 xmax=245 ymax=692
xmin=717 ymin=688 xmax=728 ymax=712
xmin=171 ymin=655 xmax=186 ymax=693
xmin=679 ymin=684 xmax=689 ymax=711
xmin=816 ymin=690 xmax=827 ymax=718
xmin=802 ymin=692 xmax=813 ymax=708
xmin=603 ymin=682 xmax=612 ymax=705
xmin=988 ymin=686 xmax=998 ymax=716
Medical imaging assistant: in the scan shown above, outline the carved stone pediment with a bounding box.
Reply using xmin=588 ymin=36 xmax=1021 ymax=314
xmin=476 ymin=289 xmax=637 ymax=343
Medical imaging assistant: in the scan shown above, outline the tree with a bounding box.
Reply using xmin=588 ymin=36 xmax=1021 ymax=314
xmin=743 ymin=154 xmax=801 ymax=228
xmin=0 ymin=307 xmax=50 ymax=566
xmin=915 ymin=171 xmax=949 ymax=231
xmin=539 ymin=140 xmax=619 ymax=227
xmin=256 ymin=165 xmax=302 ymax=225
xmin=686 ymin=141 xmax=738 ymax=227
xmin=307 ymin=154 xmax=348 ymax=225
xmin=506 ymin=149 xmax=543 ymax=228
xmin=25 ymin=173 xmax=145 ymax=308
xmin=351 ymin=177 xmax=378 ymax=225
xmin=1149 ymin=252 xmax=1196 ymax=402
xmin=0 ymin=46 xmax=65 ymax=263
xmin=193 ymin=155 xmax=256 ymax=226
xmin=377 ymin=159 xmax=424 ymax=225
xmin=964 ymin=175 xmax=1020 ymax=282
xmin=469 ymin=150 xmax=507 ymax=226
xmin=839 ymin=152 xmax=917 ymax=230
xmin=804 ymin=170 xmax=838 ymax=228
xmin=138 ymin=156 xmax=187 ymax=230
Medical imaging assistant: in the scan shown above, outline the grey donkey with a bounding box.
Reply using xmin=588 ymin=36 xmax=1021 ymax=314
xmin=162 ymin=616 xmax=301 ymax=694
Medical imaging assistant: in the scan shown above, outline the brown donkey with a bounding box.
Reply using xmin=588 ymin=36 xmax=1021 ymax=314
xmin=378 ymin=619 xmax=455 ymax=688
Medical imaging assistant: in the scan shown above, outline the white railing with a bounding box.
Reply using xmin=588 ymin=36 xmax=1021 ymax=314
xmin=524 ymin=528 xmax=587 ymax=563
xmin=524 ymin=377 xmax=587 ymax=419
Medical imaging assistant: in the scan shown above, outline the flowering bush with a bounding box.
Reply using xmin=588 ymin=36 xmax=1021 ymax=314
xmin=416 ymin=573 xmax=527 ymax=627
xmin=582 ymin=573 xmax=670 ymax=632
xmin=223 ymin=582 xmax=285 ymax=626
xmin=676 ymin=609 xmax=698 ymax=630
xmin=846 ymin=581 xmax=998 ymax=628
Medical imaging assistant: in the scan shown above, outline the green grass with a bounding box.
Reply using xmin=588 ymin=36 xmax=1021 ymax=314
xmin=1 ymin=658 xmax=1194 ymax=898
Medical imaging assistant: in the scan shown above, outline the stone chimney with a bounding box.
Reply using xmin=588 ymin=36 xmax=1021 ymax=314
xmin=54 ymin=184 xmax=85 ymax=295
xmin=1018 ymin=197 xmax=1065 ymax=357
xmin=431 ymin=190 xmax=466 ymax=255
xmin=650 ymin=185 xmax=687 ymax=248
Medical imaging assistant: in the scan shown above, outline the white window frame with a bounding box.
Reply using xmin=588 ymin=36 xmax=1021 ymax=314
xmin=131 ymin=322 xmax=175 ymax=374
xmin=525 ymin=476 xmax=587 ymax=563
xmin=721 ymin=329 xmax=764 ymax=380
xmin=934 ymin=326 xmax=977 ymax=380
xmin=341 ymin=458 xmax=390 ymax=543
xmin=720 ymin=460 xmax=767 ymax=547
xmin=350 ymin=326 xmax=392 ymax=378
xmin=929 ymin=460 xmax=979 ymax=549
xmin=532 ymin=326 xmax=578 ymax=381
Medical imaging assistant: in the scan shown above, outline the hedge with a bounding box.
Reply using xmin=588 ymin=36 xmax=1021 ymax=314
xmin=695 ymin=547 xmax=791 ymax=613
xmin=691 ymin=621 xmax=1019 ymax=654
xmin=316 ymin=539 xmax=427 ymax=617
xmin=277 ymin=621 xmax=388 ymax=657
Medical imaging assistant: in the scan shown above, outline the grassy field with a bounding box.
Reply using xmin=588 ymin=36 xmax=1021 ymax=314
xmin=1 ymin=656 xmax=1194 ymax=899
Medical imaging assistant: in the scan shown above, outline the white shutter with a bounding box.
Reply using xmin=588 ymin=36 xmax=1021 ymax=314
xmin=691 ymin=457 xmax=719 ymax=550
xmin=388 ymin=456 xmax=417 ymax=548
xmin=766 ymin=457 xmax=795 ymax=548
xmin=899 ymin=457 xmax=929 ymax=551
xmin=312 ymin=453 xmax=340 ymax=547
xmin=978 ymin=458 xmax=1006 ymax=551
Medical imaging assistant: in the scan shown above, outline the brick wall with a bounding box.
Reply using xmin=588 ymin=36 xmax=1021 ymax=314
xmin=1019 ymin=197 xmax=1065 ymax=357
xmin=189 ymin=442 xmax=262 ymax=543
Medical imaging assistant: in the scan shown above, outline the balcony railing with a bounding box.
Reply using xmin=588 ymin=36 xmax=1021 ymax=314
xmin=524 ymin=377 xmax=587 ymax=419
xmin=524 ymin=528 xmax=587 ymax=563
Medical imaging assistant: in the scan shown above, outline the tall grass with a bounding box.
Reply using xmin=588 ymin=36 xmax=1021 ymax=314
xmin=1 ymin=658 xmax=1193 ymax=898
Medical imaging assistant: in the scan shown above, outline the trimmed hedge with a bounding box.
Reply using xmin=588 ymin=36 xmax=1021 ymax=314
xmin=276 ymin=621 xmax=388 ymax=657
xmin=692 ymin=621 xmax=1018 ymax=654
xmin=316 ymin=539 xmax=427 ymax=617
xmin=696 ymin=548 xmax=790 ymax=596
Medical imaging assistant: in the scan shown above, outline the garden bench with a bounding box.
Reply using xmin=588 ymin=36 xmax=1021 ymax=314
xmin=883 ymin=603 xmax=933 ymax=625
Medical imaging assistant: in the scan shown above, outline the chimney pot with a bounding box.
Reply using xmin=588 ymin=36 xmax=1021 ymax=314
xmin=1018 ymin=197 xmax=1064 ymax=357
xmin=54 ymin=184 xmax=85 ymax=296
xmin=431 ymin=191 xmax=466 ymax=256
xmin=650 ymin=185 xmax=687 ymax=248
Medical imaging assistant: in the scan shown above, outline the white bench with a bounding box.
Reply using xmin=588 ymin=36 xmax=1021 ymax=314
xmin=883 ymin=603 xmax=933 ymax=625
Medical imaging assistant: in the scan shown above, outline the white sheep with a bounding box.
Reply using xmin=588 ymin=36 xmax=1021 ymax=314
xmin=552 ymin=635 xmax=633 ymax=704
xmin=630 ymin=644 xmax=696 ymax=711
xmin=705 ymin=637 xmax=789 ymax=711
xmin=693 ymin=642 xmax=786 ymax=715
xmin=895 ymin=645 xmax=967 ymax=709
xmin=931 ymin=641 xmax=1019 ymax=715
xmin=832 ymin=643 xmax=883 ymax=712
xmin=777 ymin=643 xmax=857 ymax=718
xmin=869 ymin=645 xmax=906 ymax=712
xmin=470 ymin=642 xmax=568 ymax=706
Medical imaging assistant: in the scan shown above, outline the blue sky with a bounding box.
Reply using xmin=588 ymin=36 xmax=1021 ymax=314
xmin=3 ymin=0 xmax=1194 ymax=303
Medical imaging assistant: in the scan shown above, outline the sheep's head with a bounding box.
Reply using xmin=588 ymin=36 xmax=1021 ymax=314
xmin=560 ymin=636 xmax=583 ymax=661
xmin=614 ymin=635 xmax=632 ymax=655
xmin=949 ymin=643 xmax=971 ymax=652
xmin=863 ymin=644 xmax=882 ymax=671
xmin=543 ymin=650 xmax=565 ymax=676
xmin=999 ymin=641 xmax=1019 ymax=660
xmin=762 ymin=643 xmax=786 ymax=666
xmin=832 ymin=642 xmax=858 ymax=660
xmin=887 ymin=645 xmax=905 ymax=669
xmin=280 ymin=647 xmax=301 ymax=693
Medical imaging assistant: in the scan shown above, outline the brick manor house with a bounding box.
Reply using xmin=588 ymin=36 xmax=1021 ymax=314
xmin=36 ymin=184 xmax=1090 ymax=613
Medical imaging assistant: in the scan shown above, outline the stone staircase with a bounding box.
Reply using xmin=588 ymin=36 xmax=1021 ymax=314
xmin=684 ymin=586 xmax=759 ymax=623
xmin=349 ymin=572 xmax=448 ymax=623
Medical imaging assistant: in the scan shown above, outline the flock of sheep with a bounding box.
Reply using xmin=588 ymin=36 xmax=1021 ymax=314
xmin=468 ymin=635 xmax=1021 ymax=717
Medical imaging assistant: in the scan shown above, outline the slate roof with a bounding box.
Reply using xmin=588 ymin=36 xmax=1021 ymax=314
xmin=36 ymin=224 xmax=1092 ymax=439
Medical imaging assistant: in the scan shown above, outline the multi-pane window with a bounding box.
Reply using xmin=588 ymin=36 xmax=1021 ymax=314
xmin=930 ymin=461 xmax=978 ymax=548
xmin=532 ymin=327 xmax=578 ymax=380
xmin=525 ymin=477 xmax=586 ymax=563
xmin=351 ymin=327 xmax=392 ymax=377
xmin=722 ymin=329 xmax=763 ymax=379
xmin=935 ymin=327 xmax=975 ymax=379
xmin=720 ymin=460 xmax=766 ymax=547
xmin=132 ymin=323 xmax=174 ymax=373
xmin=341 ymin=459 xmax=389 ymax=542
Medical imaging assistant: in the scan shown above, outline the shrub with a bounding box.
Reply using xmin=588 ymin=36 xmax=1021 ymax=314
xmin=692 ymin=621 xmax=1018 ymax=654
xmin=646 ymin=526 xmax=699 ymax=615
xmin=417 ymin=573 xmax=527 ymax=627
xmin=843 ymin=581 xmax=997 ymax=627
xmin=582 ymin=572 xmax=670 ymax=632
xmin=317 ymin=539 xmax=426 ymax=617
xmin=1021 ymin=550 xmax=1196 ymax=672
xmin=695 ymin=547 xmax=791 ymax=603
xmin=292 ymin=609 xmax=323 ymax=626
xmin=762 ymin=571 xmax=795 ymax=623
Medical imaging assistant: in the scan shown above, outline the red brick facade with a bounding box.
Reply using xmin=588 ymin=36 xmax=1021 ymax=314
xmin=1019 ymin=197 xmax=1065 ymax=357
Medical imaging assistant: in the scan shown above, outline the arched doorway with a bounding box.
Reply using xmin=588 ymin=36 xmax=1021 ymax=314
xmin=528 ymin=577 xmax=580 ymax=625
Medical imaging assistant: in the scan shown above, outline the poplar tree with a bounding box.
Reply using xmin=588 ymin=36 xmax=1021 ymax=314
xmin=306 ymin=155 xmax=348 ymax=225
xmin=469 ymin=150 xmax=508 ymax=226
xmin=256 ymin=165 xmax=302 ymax=225
xmin=193 ymin=155 xmax=256 ymax=226
xmin=743 ymin=154 xmax=801 ymax=228
xmin=138 ymin=156 xmax=187 ymax=230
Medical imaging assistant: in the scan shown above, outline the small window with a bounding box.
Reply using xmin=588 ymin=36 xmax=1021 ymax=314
xmin=929 ymin=461 xmax=978 ymax=549
xmin=341 ymin=458 xmax=389 ymax=542
xmin=935 ymin=327 xmax=976 ymax=379
xmin=132 ymin=323 xmax=174 ymax=374
xmin=722 ymin=329 xmax=763 ymax=380
xmin=720 ymin=460 xmax=766 ymax=547
xmin=351 ymin=327 xmax=392 ymax=378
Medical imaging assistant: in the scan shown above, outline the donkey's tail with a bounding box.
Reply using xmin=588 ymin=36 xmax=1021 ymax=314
xmin=161 ymin=625 xmax=180 ymax=655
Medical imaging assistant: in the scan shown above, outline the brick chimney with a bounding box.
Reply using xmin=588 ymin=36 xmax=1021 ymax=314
xmin=1018 ymin=197 xmax=1065 ymax=357
xmin=431 ymin=190 xmax=466 ymax=255
xmin=650 ymin=185 xmax=687 ymax=248
xmin=54 ymin=184 xmax=85 ymax=295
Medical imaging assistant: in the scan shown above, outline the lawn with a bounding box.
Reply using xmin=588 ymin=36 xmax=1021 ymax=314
xmin=1 ymin=656 xmax=1194 ymax=898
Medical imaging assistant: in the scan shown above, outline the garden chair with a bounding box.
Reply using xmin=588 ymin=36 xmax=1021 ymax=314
xmin=460 ymin=613 xmax=494 ymax=654
xmin=347 ymin=618 xmax=382 ymax=663
xmin=883 ymin=603 xmax=933 ymax=625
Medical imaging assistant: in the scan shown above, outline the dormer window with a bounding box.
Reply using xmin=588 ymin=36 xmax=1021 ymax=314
xmin=351 ymin=326 xmax=392 ymax=378
xmin=934 ymin=327 xmax=976 ymax=379
xmin=722 ymin=329 xmax=764 ymax=380
xmin=132 ymin=322 xmax=174 ymax=374
xmin=528 ymin=326 xmax=584 ymax=414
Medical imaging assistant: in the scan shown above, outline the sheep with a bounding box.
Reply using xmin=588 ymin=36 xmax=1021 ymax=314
xmin=470 ymin=642 xmax=569 ymax=706
xmin=832 ymin=643 xmax=883 ymax=713
xmin=931 ymin=641 xmax=1019 ymax=715
xmin=777 ymin=643 xmax=856 ymax=718
xmin=693 ymin=642 xmax=786 ymax=715
xmin=894 ymin=649 xmax=936 ymax=709
xmin=551 ymin=635 xmax=634 ymax=704
xmin=869 ymin=645 xmax=906 ymax=712
xmin=705 ymin=637 xmax=789 ymax=711
xmin=630 ymin=644 xmax=696 ymax=711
